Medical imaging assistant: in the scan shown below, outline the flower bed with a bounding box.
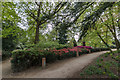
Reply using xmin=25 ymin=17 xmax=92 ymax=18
xmin=11 ymin=47 xmax=109 ymax=72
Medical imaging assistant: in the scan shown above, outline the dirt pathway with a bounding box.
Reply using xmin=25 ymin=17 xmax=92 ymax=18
xmin=2 ymin=50 xmax=116 ymax=78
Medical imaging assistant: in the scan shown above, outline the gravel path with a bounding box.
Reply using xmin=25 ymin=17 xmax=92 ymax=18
xmin=1 ymin=50 xmax=116 ymax=78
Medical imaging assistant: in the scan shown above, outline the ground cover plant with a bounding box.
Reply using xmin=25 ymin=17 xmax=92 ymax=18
xmin=73 ymin=50 xmax=120 ymax=79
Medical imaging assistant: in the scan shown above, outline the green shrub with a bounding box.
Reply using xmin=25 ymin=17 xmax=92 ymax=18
xmin=11 ymin=48 xmax=89 ymax=72
xmin=24 ymin=44 xmax=35 ymax=49
xmin=11 ymin=48 xmax=76 ymax=72
xmin=100 ymin=58 xmax=103 ymax=61
xmin=96 ymin=63 xmax=102 ymax=67
xmin=90 ymin=48 xmax=109 ymax=53
xmin=81 ymin=49 xmax=89 ymax=54
xmin=110 ymin=61 xmax=118 ymax=67
xmin=109 ymin=73 xmax=119 ymax=78
xmin=11 ymin=49 xmax=43 ymax=72
xmin=2 ymin=50 xmax=12 ymax=60
xmin=11 ymin=47 xmax=111 ymax=72
xmin=114 ymin=55 xmax=120 ymax=61
xmin=94 ymin=68 xmax=103 ymax=75
xmin=104 ymin=52 xmax=109 ymax=57
xmin=44 ymin=51 xmax=57 ymax=63
xmin=34 ymin=41 xmax=71 ymax=50
xmin=90 ymin=48 xmax=100 ymax=52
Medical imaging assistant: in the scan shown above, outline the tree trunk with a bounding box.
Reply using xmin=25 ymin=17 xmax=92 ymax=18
xmin=118 ymin=3 xmax=120 ymax=29
xmin=34 ymin=2 xmax=41 ymax=44
xmin=110 ymin=9 xmax=120 ymax=50
xmin=113 ymin=33 xmax=120 ymax=50
xmin=73 ymin=39 xmax=77 ymax=47
xmin=83 ymin=42 xmax=86 ymax=46
xmin=101 ymin=16 xmax=120 ymax=51
xmin=106 ymin=29 xmax=108 ymax=44
xmin=97 ymin=32 xmax=112 ymax=53
xmin=34 ymin=23 xmax=40 ymax=44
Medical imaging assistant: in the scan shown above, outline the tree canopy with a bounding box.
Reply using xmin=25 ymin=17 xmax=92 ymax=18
xmin=1 ymin=1 xmax=120 ymax=51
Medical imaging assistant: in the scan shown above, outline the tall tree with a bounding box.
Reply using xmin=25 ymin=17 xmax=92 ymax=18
xmin=78 ymin=2 xmax=115 ymax=41
xmin=18 ymin=2 xmax=67 ymax=44
xmin=55 ymin=2 xmax=94 ymax=44
xmin=2 ymin=2 xmax=23 ymax=50
xmin=100 ymin=5 xmax=120 ymax=50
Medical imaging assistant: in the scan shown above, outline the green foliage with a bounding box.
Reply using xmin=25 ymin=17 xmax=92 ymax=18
xmin=84 ymin=66 xmax=103 ymax=75
xmin=2 ymin=35 xmax=17 ymax=51
xmin=58 ymin=23 xmax=69 ymax=44
xmin=2 ymin=2 xmax=23 ymax=60
xmin=79 ymin=3 xmax=120 ymax=48
xmin=32 ymin=41 xmax=71 ymax=50
xmin=108 ymin=72 xmax=119 ymax=78
xmin=111 ymin=61 xmax=119 ymax=67
xmin=112 ymin=55 xmax=120 ymax=61
xmin=90 ymin=48 xmax=109 ymax=52
xmin=100 ymin=58 xmax=103 ymax=61
xmin=17 ymin=2 xmax=67 ymax=44
xmin=80 ymin=50 xmax=119 ymax=78
xmin=2 ymin=50 xmax=12 ymax=60
xmin=80 ymin=49 xmax=89 ymax=54
xmin=96 ymin=63 xmax=102 ymax=67
xmin=104 ymin=52 xmax=109 ymax=57
xmin=96 ymin=57 xmax=100 ymax=63
xmin=79 ymin=2 xmax=115 ymax=40
xmin=2 ymin=2 xmax=22 ymax=51
xmin=24 ymin=44 xmax=35 ymax=49
xmin=11 ymin=49 xmax=43 ymax=72
xmin=11 ymin=47 xmax=111 ymax=72
xmin=113 ymin=50 xmax=120 ymax=54
xmin=17 ymin=41 xmax=72 ymax=50
xmin=11 ymin=48 xmax=78 ymax=72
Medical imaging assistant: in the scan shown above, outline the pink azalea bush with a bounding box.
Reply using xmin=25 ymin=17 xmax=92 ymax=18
xmin=11 ymin=47 xmax=90 ymax=72
xmin=50 ymin=47 xmax=83 ymax=55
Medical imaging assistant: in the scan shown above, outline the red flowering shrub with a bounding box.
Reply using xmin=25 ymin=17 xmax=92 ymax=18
xmin=11 ymin=47 xmax=90 ymax=72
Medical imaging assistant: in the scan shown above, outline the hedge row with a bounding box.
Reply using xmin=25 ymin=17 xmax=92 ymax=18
xmin=11 ymin=48 xmax=109 ymax=72
xmin=90 ymin=48 xmax=110 ymax=52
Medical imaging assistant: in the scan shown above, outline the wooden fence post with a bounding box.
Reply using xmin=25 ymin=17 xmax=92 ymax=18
xmin=89 ymin=50 xmax=91 ymax=53
xmin=76 ymin=48 xmax=79 ymax=57
xmin=42 ymin=57 xmax=46 ymax=68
